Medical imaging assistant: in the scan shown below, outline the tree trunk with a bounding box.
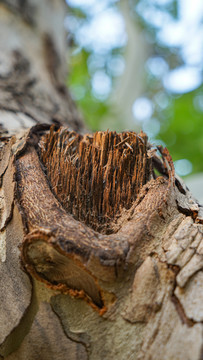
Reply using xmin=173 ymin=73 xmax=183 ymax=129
xmin=0 ymin=1 xmax=203 ymax=360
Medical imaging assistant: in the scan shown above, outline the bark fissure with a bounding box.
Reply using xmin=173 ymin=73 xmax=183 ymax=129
xmin=176 ymin=201 xmax=199 ymax=221
xmin=0 ymin=199 xmax=14 ymax=232
xmin=168 ymin=264 xmax=198 ymax=327
xmin=171 ymin=294 xmax=196 ymax=327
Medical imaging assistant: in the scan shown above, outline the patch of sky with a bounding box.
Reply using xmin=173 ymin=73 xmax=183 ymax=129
xmin=142 ymin=118 xmax=160 ymax=138
xmin=67 ymin=0 xmax=202 ymax=130
xmin=136 ymin=5 xmax=172 ymax=29
xmin=73 ymin=8 xmax=127 ymax=54
xmin=87 ymin=54 xmax=125 ymax=78
xmin=107 ymin=55 xmax=125 ymax=77
xmin=163 ymin=66 xmax=202 ymax=94
xmin=154 ymin=91 xmax=170 ymax=110
xmin=87 ymin=54 xmax=106 ymax=75
xmin=151 ymin=139 xmax=166 ymax=148
xmin=146 ymin=57 xmax=168 ymax=79
xmin=174 ymin=159 xmax=193 ymax=176
xmin=132 ymin=97 xmax=154 ymax=122
xmin=66 ymin=0 xmax=127 ymax=104
xmin=137 ymin=0 xmax=203 ymax=94
xmin=66 ymin=0 xmax=118 ymax=16
xmin=91 ymin=71 xmax=112 ymax=100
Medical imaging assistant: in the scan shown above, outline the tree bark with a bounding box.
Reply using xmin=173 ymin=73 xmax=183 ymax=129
xmin=0 ymin=1 xmax=203 ymax=360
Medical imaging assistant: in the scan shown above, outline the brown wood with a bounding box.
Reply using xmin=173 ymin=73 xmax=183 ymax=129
xmin=39 ymin=127 xmax=151 ymax=232
xmin=0 ymin=1 xmax=203 ymax=359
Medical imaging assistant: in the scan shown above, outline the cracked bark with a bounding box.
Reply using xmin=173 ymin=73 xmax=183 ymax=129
xmin=0 ymin=1 xmax=203 ymax=359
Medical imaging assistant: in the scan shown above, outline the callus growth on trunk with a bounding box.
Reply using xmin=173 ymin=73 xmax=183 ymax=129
xmin=2 ymin=124 xmax=201 ymax=310
xmin=12 ymin=126 xmax=166 ymax=309
xmin=1 ymin=125 xmax=203 ymax=360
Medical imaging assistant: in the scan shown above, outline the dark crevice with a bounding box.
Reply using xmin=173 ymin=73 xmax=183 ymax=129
xmin=0 ymin=163 xmax=9 ymax=187
xmin=169 ymin=264 xmax=198 ymax=328
xmin=163 ymin=261 xmax=199 ymax=328
xmin=152 ymin=156 xmax=168 ymax=178
xmin=171 ymin=294 xmax=196 ymax=327
xmin=0 ymin=198 xmax=14 ymax=232
xmin=175 ymin=178 xmax=186 ymax=194
xmin=176 ymin=201 xmax=198 ymax=221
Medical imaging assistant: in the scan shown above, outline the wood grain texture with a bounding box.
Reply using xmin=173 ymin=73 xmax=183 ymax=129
xmin=39 ymin=127 xmax=152 ymax=233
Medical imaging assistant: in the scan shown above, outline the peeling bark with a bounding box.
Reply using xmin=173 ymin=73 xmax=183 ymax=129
xmin=0 ymin=1 xmax=203 ymax=360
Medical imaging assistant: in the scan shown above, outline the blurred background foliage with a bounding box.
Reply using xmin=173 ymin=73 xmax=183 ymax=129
xmin=65 ymin=0 xmax=203 ymax=180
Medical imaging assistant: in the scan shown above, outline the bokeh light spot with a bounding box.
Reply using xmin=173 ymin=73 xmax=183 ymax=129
xmin=132 ymin=97 xmax=154 ymax=122
xmin=91 ymin=71 xmax=112 ymax=100
xmin=174 ymin=159 xmax=193 ymax=176
xmin=143 ymin=118 xmax=160 ymax=138
xmin=163 ymin=66 xmax=202 ymax=94
xmin=146 ymin=57 xmax=168 ymax=79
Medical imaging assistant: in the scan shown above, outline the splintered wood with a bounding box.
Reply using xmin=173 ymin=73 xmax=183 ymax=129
xmin=39 ymin=127 xmax=152 ymax=233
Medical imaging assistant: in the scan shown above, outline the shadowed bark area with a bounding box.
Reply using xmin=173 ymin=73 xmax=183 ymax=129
xmin=0 ymin=1 xmax=203 ymax=360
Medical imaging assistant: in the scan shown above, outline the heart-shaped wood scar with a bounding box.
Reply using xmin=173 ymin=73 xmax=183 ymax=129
xmin=14 ymin=126 xmax=174 ymax=312
xmin=39 ymin=127 xmax=152 ymax=233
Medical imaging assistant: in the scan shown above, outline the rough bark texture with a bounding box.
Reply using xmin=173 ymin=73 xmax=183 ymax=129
xmin=0 ymin=1 xmax=203 ymax=360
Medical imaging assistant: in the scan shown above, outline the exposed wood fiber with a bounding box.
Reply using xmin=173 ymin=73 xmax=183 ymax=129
xmin=39 ymin=127 xmax=152 ymax=233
